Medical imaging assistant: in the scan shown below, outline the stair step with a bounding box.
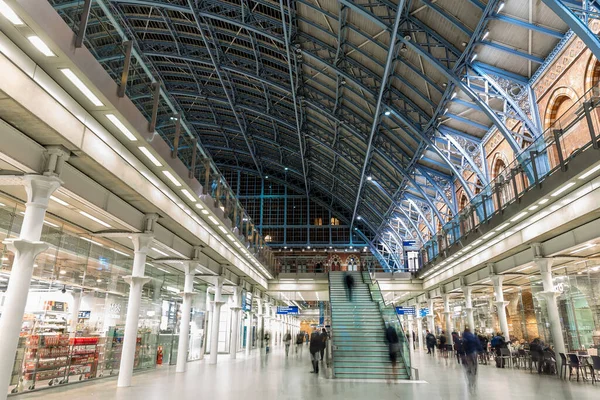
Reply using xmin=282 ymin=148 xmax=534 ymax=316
xmin=334 ymin=372 xmax=410 ymax=380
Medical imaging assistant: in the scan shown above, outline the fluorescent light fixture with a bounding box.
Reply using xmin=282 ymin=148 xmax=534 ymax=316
xmin=152 ymin=247 xmax=169 ymax=257
xmin=59 ymin=270 xmax=66 ymax=275
xmin=235 ymin=243 xmax=242 ymax=248
xmin=510 ymin=212 xmax=527 ymax=222
xmin=112 ymin=249 xmax=130 ymax=257
xmin=226 ymin=234 xmax=235 ymax=241
xmin=579 ymin=164 xmax=600 ymax=180
xmin=528 ymin=205 xmax=539 ymax=211
xmin=201 ymin=210 xmax=209 ymax=215
xmin=218 ymin=226 xmax=227 ymax=233
xmin=496 ymin=223 xmax=509 ymax=230
xmin=157 ymin=267 xmax=170 ymax=273
xmin=570 ymin=244 xmax=596 ymax=254
xmin=80 ymin=237 xmax=104 ymax=247
xmin=551 ymin=182 xmax=575 ymax=197
xmin=195 ymin=203 xmax=204 ymax=209
xmin=44 ymin=220 xmax=59 ymax=228
xmin=79 ymin=211 xmax=111 ymax=228
xmin=208 ymin=216 xmax=219 ymax=225
xmin=106 ymin=114 xmax=137 ymax=141
xmin=138 ymin=147 xmax=162 ymax=167
xmin=166 ymin=286 xmax=180 ymax=293
xmin=472 ymin=239 xmax=483 ymax=245
xmin=59 ymin=69 xmax=103 ymax=106
xmin=482 ymin=232 xmax=495 ymax=239
xmin=162 ymin=170 xmax=181 ymax=187
xmin=0 ymin=0 xmax=24 ymax=25
xmin=539 ymin=198 xmax=549 ymax=205
xmin=181 ymin=189 xmax=196 ymax=202
xmin=517 ymin=265 xmax=534 ymax=272
xmin=27 ymin=36 xmax=55 ymax=57
xmin=49 ymin=195 xmax=69 ymax=207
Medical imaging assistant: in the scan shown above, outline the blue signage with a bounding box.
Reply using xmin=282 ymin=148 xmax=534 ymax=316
xmin=319 ymin=301 xmax=324 ymax=325
xmin=241 ymin=290 xmax=252 ymax=312
xmin=419 ymin=308 xmax=430 ymax=318
xmin=276 ymin=306 xmax=299 ymax=315
xmin=395 ymin=306 xmax=416 ymax=315
xmin=403 ymin=240 xmax=417 ymax=248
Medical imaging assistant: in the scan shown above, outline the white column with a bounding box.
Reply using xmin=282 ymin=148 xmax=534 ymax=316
xmin=230 ymin=287 xmax=242 ymax=359
xmin=491 ymin=275 xmax=510 ymax=340
xmin=176 ymin=264 xmax=195 ymax=373
xmin=416 ymin=314 xmax=424 ymax=351
xmin=69 ymin=290 xmax=82 ymax=337
xmin=534 ymin=255 xmax=566 ymax=370
xmin=118 ymin=233 xmax=153 ymax=387
xmin=0 ymin=175 xmax=60 ymax=399
xmin=209 ymin=276 xmax=224 ymax=365
xmin=256 ymin=298 xmax=264 ymax=348
xmin=462 ymin=286 xmax=475 ymax=331
xmin=245 ymin=311 xmax=253 ymax=356
xmin=427 ymin=298 xmax=435 ymax=334
xmin=442 ymin=294 xmax=452 ymax=334
xmin=407 ymin=314 xmax=414 ymax=352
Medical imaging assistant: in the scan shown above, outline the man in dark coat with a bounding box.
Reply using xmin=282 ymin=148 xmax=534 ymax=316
xmin=309 ymin=329 xmax=322 ymax=373
xmin=426 ymin=330 xmax=436 ymax=355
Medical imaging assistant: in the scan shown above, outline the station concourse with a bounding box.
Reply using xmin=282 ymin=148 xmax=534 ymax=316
xmin=0 ymin=0 xmax=599 ymax=399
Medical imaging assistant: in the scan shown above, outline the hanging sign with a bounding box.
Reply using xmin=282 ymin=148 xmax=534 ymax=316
xmin=419 ymin=308 xmax=430 ymax=317
xmin=395 ymin=306 xmax=416 ymax=315
xmin=277 ymin=306 xmax=299 ymax=315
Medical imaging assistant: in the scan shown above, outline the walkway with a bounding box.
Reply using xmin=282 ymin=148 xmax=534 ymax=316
xmin=15 ymin=347 xmax=598 ymax=400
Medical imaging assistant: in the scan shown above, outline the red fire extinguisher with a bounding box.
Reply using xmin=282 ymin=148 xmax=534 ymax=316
xmin=157 ymin=346 xmax=163 ymax=365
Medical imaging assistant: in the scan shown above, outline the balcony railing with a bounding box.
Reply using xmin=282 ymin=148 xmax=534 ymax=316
xmin=422 ymin=81 xmax=600 ymax=266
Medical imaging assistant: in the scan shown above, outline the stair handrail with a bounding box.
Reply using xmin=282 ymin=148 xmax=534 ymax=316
xmin=326 ymin=272 xmax=335 ymax=376
xmin=362 ymin=270 xmax=412 ymax=374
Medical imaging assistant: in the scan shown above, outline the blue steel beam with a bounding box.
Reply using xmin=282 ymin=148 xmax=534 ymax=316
xmin=477 ymin=40 xmax=545 ymax=64
xmin=488 ymin=13 xmax=565 ymax=39
xmin=542 ymin=0 xmax=600 ymax=62
xmin=350 ymin=0 xmax=406 ymax=230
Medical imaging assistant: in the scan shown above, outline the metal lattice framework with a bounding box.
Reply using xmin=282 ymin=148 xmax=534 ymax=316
xmin=49 ymin=0 xmax=574 ymax=269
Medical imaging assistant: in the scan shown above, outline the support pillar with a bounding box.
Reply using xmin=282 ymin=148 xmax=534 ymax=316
xmin=407 ymin=314 xmax=414 ymax=352
xmin=442 ymin=294 xmax=453 ymax=334
xmin=491 ymin=275 xmax=510 ymax=340
xmin=69 ymin=290 xmax=82 ymax=337
xmin=0 ymin=175 xmax=61 ymax=399
xmin=533 ymin=252 xmax=566 ymax=371
xmin=462 ymin=286 xmax=475 ymax=331
xmin=118 ymin=232 xmax=154 ymax=387
xmin=427 ymin=298 xmax=435 ymax=334
xmin=230 ymin=287 xmax=242 ymax=359
xmin=256 ymin=298 xmax=264 ymax=348
xmin=209 ymin=276 xmax=225 ymax=365
xmin=176 ymin=264 xmax=195 ymax=373
xmin=416 ymin=313 xmax=424 ymax=351
xmin=245 ymin=311 xmax=253 ymax=356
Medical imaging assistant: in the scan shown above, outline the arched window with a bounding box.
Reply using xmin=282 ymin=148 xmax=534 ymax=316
xmin=493 ymin=158 xmax=507 ymax=181
xmin=459 ymin=194 xmax=468 ymax=211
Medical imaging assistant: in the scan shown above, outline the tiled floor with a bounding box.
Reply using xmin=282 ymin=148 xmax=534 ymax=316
xmin=14 ymin=345 xmax=600 ymax=399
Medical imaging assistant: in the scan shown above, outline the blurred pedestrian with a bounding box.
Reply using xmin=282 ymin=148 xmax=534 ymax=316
xmin=344 ymin=272 xmax=355 ymax=302
xmin=385 ymin=323 xmax=400 ymax=383
xmin=426 ymin=330 xmax=436 ymax=355
xmin=284 ymin=331 xmax=292 ymax=356
xmin=462 ymin=328 xmax=482 ymax=392
xmin=264 ymin=331 xmax=271 ymax=354
xmin=320 ymin=328 xmax=328 ymax=361
xmin=309 ymin=329 xmax=322 ymax=374
xmin=296 ymin=331 xmax=304 ymax=354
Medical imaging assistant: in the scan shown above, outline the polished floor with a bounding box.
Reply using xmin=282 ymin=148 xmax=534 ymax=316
xmin=15 ymin=345 xmax=599 ymax=400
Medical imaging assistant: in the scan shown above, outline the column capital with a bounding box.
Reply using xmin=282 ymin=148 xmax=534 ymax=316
xmin=23 ymin=175 xmax=62 ymax=207
xmin=180 ymin=291 xmax=195 ymax=298
xmin=490 ymin=274 xmax=504 ymax=287
xmin=124 ymin=276 xmax=151 ymax=286
xmin=3 ymin=239 xmax=48 ymax=257
xmin=143 ymin=214 xmax=160 ymax=233
xmin=494 ymin=300 xmax=509 ymax=308
xmin=212 ymin=300 xmax=226 ymax=306
xmin=131 ymin=233 xmax=154 ymax=253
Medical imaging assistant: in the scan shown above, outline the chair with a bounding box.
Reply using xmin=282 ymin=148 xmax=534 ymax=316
xmin=498 ymin=347 xmax=512 ymax=368
xmin=559 ymin=353 xmax=568 ymax=379
xmin=517 ymin=349 xmax=528 ymax=369
xmin=591 ymin=355 xmax=600 ymax=385
xmin=568 ymin=353 xmax=585 ymax=382
xmin=542 ymin=351 xmax=557 ymax=376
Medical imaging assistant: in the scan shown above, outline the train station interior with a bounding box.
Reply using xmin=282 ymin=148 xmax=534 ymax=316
xmin=0 ymin=0 xmax=600 ymax=398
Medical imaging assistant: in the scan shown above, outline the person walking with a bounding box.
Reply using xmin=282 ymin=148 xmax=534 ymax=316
xmin=462 ymin=327 xmax=482 ymax=392
xmin=296 ymin=331 xmax=304 ymax=354
xmin=264 ymin=331 xmax=271 ymax=354
xmin=385 ymin=323 xmax=401 ymax=383
xmin=452 ymin=332 xmax=464 ymax=364
xmin=284 ymin=331 xmax=292 ymax=356
xmin=439 ymin=331 xmax=447 ymax=357
xmin=412 ymin=330 xmax=416 ymax=350
xmin=426 ymin=330 xmax=436 ymax=355
xmin=344 ymin=272 xmax=355 ymax=302
xmin=320 ymin=328 xmax=328 ymax=361
xmin=309 ymin=329 xmax=322 ymax=374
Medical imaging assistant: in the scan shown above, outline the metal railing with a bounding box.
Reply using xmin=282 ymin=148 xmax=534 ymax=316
xmin=422 ymin=82 xmax=600 ymax=266
xmin=362 ymin=271 xmax=412 ymax=375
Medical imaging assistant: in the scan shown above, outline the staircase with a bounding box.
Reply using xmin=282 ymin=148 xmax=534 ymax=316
xmin=329 ymin=271 xmax=410 ymax=380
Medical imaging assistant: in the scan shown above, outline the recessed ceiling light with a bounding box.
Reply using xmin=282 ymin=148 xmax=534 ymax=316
xmin=181 ymin=189 xmax=196 ymax=202
xmin=43 ymin=220 xmax=60 ymax=228
xmin=27 ymin=36 xmax=55 ymax=57
xmin=218 ymin=226 xmax=227 ymax=233
xmin=539 ymin=198 xmax=549 ymax=205
xmin=0 ymin=0 xmax=24 ymax=25
xmin=579 ymin=164 xmax=600 ymax=180
xmin=208 ymin=216 xmax=219 ymax=225
xmin=59 ymin=270 xmax=66 ymax=275
xmin=79 ymin=211 xmax=111 ymax=228
xmin=152 ymin=247 xmax=169 ymax=257
xmin=162 ymin=170 xmax=181 ymax=187
xmin=551 ymin=182 xmax=575 ymax=197
xmin=106 ymin=114 xmax=137 ymax=141
xmin=195 ymin=203 xmax=204 ymax=209
xmin=60 ymin=68 xmax=104 ymax=106
xmin=510 ymin=212 xmax=527 ymax=222
xmin=80 ymin=237 xmax=104 ymax=247
xmin=138 ymin=147 xmax=162 ymax=167
xmin=49 ymin=195 xmax=70 ymax=207
xmin=201 ymin=210 xmax=209 ymax=215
